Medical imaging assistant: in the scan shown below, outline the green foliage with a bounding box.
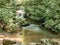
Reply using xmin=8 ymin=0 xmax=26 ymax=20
xmin=0 ymin=0 xmax=10 ymax=5
xmin=0 ymin=28 xmax=3 ymax=32
xmin=0 ymin=0 xmax=60 ymax=34
xmin=0 ymin=0 xmax=27 ymax=33
xmin=24 ymin=0 xmax=60 ymax=33
xmin=0 ymin=0 xmax=20 ymax=33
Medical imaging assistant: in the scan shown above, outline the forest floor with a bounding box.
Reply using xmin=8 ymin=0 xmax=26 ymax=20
xmin=0 ymin=31 xmax=60 ymax=45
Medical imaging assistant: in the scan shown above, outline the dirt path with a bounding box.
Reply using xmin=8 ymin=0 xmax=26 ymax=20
xmin=51 ymin=38 xmax=60 ymax=44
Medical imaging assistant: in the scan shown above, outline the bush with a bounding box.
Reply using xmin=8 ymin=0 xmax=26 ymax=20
xmin=24 ymin=0 xmax=60 ymax=33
